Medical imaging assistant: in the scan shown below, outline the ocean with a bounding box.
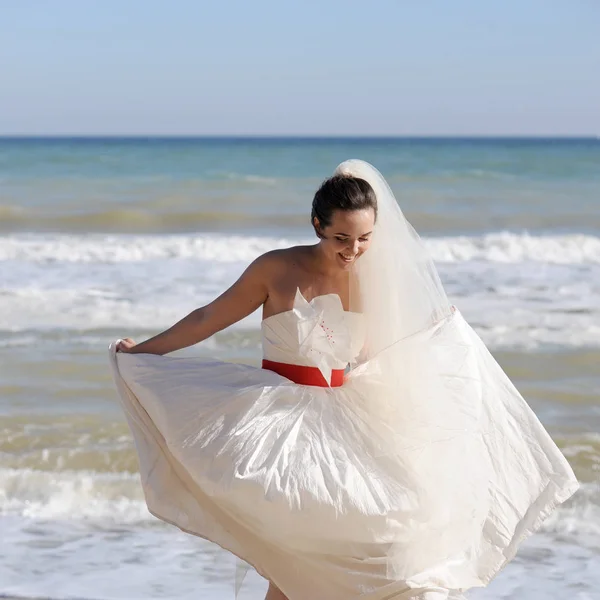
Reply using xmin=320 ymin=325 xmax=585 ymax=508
xmin=0 ymin=137 xmax=599 ymax=600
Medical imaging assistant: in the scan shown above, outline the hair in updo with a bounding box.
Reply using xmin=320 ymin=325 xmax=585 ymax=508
xmin=311 ymin=175 xmax=377 ymax=238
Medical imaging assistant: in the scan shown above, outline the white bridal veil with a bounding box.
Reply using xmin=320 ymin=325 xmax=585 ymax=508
xmin=336 ymin=159 xmax=452 ymax=356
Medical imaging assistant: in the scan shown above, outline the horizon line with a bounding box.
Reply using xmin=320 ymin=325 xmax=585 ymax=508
xmin=0 ymin=134 xmax=598 ymax=140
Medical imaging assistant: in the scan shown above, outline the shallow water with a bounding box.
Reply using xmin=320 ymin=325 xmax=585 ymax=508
xmin=1 ymin=137 xmax=599 ymax=599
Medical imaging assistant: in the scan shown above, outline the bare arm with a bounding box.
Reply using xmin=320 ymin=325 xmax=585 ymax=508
xmin=119 ymin=253 xmax=273 ymax=355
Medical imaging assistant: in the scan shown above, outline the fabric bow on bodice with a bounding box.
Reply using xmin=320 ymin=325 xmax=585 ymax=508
xmin=261 ymin=288 xmax=365 ymax=384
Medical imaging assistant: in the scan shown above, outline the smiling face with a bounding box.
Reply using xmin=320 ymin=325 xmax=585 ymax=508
xmin=314 ymin=208 xmax=376 ymax=270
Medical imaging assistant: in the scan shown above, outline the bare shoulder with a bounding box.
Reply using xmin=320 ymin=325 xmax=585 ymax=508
xmin=247 ymin=249 xmax=285 ymax=279
xmin=251 ymin=246 xmax=308 ymax=276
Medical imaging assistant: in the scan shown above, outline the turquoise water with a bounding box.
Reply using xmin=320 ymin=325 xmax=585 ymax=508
xmin=0 ymin=137 xmax=599 ymax=600
xmin=1 ymin=137 xmax=599 ymax=235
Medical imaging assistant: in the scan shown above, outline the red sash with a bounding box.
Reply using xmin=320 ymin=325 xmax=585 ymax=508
xmin=262 ymin=359 xmax=344 ymax=388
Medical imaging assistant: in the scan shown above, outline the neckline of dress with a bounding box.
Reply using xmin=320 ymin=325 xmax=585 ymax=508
xmin=261 ymin=291 xmax=360 ymax=326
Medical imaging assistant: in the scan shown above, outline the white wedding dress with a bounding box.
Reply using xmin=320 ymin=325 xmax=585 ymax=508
xmin=109 ymin=288 xmax=579 ymax=600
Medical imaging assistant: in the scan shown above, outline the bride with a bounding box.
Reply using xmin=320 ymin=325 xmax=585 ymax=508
xmin=110 ymin=160 xmax=579 ymax=600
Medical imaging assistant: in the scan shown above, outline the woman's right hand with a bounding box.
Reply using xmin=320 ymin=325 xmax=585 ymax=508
xmin=116 ymin=338 xmax=137 ymax=353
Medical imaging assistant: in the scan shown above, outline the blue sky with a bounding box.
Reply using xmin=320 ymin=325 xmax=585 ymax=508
xmin=1 ymin=0 xmax=598 ymax=136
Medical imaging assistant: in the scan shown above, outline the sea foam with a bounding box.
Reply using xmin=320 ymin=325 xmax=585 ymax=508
xmin=1 ymin=231 xmax=599 ymax=264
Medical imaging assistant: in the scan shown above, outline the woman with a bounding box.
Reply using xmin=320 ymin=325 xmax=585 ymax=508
xmin=110 ymin=160 xmax=579 ymax=600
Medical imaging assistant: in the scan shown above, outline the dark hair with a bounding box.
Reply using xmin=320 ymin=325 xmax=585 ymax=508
xmin=311 ymin=175 xmax=377 ymax=237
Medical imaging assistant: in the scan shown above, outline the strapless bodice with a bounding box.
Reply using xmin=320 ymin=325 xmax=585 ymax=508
xmin=261 ymin=289 xmax=366 ymax=384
